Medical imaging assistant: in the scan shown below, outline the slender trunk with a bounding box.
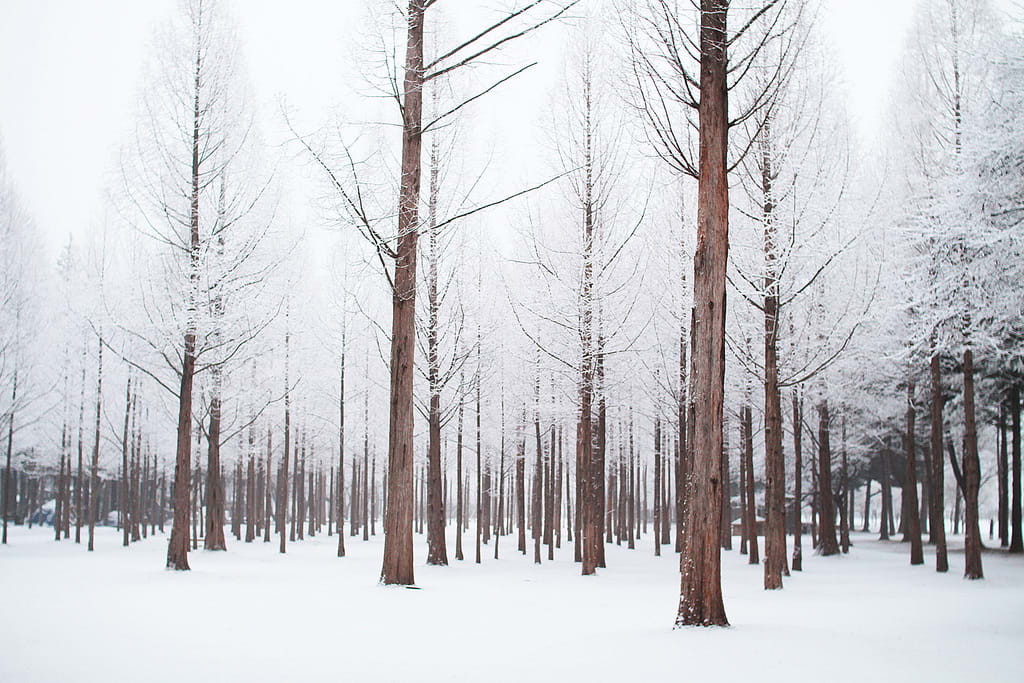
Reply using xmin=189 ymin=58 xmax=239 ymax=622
xmin=1010 ymin=383 xmax=1022 ymax=553
xmin=791 ymin=390 xmax=803 ymax=570
xmin=998 ymin=399 xmax=1008 ymax=547
xmin=927 ymin=350 xmax=946 ymax=571
xmin=166 ymin=32 xmax=204 ymax=571
xmin=880 ymin=445 xmax=892 ymax=540
xmin=337 ymin=334 xmax=346 ymax=556
xmin=204 ymin=391 xmax=227 ymax=550
xmin=761 ymin=118 xmax=785 ymax=589
xmin=742 ymin=404 xmax=758 ymax=564
xmin=840 ymin=414 xmax=850 ymax=555
xmin=455 ymin=377 xmax=464 ymax=560
xmin=904 ymin=381 xmax=923 ymax=564
xmin=75 ymin=348 xmax=85 ymax=543
xmin=2 ymin=365 xmax=18 ymax=545
xmin=86 ymin=334 xmax=102 ymax=551
xmin=279 ymin=322 xmax=291 ymax=555
xmin=475 ymin=345 xmax=483 ymax=564
xmin=121 ymin=374 xmax=132 ymax=547
xmin=654 ymin=414 xmax=662 ymax=557
xmin=962 ymin=349 xmax=983 ymax=579
xmin=816 ymin=400 xmax=839 ymax=556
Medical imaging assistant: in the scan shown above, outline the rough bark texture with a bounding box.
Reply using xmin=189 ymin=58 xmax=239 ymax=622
xmin=816 ymin=400 xmax=838 ymax=556
xmin=380 ymin=0 xmax=424 ymax=587
xmin=961 ymin=349 xmax=983 ymax=579
xmin=204 ymin=393 xmax=227 ymax=550
xmin=675 ymin=0 xmax=729 ymax=627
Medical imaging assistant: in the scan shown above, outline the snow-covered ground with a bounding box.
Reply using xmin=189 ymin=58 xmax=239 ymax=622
xmin=1 ymin=526 xmax=1021 ymax=682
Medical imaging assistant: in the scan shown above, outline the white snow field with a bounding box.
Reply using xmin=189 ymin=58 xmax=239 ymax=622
xmin=2 ymin=526 xmax=1021 ymax=682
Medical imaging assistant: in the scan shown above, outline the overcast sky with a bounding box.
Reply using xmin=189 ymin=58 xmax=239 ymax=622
xmin=0 ymin=0 xmax=920 ymax=258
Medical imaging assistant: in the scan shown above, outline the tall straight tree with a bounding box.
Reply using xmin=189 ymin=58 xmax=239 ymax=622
xmin=677 ymin=0 xmax=730 ymax=626
xmin=117 ymin=0 xmax=275 ymax=570
xmin=626 ymin=0 xmax=791 ymax=624
xmin=297 ymin=0 xmax=577 ymax=585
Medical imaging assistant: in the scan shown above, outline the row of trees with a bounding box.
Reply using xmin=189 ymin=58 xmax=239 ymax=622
xmin=1 ymin=0 xmax=1022 ymax=630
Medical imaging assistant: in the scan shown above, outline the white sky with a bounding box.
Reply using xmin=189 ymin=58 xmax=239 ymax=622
xmin=0 ymin=0 xmax=920 ymax=258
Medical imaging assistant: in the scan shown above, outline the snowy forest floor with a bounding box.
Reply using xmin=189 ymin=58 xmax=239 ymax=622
xmin=2 ymin=526 xmax=1022 ymax=682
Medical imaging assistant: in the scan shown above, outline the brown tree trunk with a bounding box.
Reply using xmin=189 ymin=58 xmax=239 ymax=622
xmin=533 ymin=377 xmax=543 ymax=564
xmin=998 ymin=399 xmax=1008 ymax=547
xmin=816 ymin=400 xmax=839 ymax=556
xmin=455 ymin=381 xmax=464 ymax=560
xmin=264 ymin=426 xmax=272 ymax=543
xmin=880 ymin=445 xmax=892 ymax=541
xmin=742 ymin=404 xmax=758 ymax=564
xmin=121 ymin=374 xmax=131 ymax=547
xmin=1 ymin=363 xmax=15 ymax=545
xmin=904 ymin=381 xmax=923 ymax=564
xmin=862 ymin=478 xmax=871 ymax=533
xmin=166 ymin=33 xmax=204 ymax=571
xmin=792 ymin=390 xmax=803 ymax=570
xmin=720 ymin=422 xmax=731 ymax=551
xmin=840 ymin=414 xmax=850 ymax=555
xmin=87 ymin=333 xmax=102 ymax=551
xmin=516 ymin=430 xmax=526 ymax=555
xmin=596 ymin=347 xmax=608 ymax=567
xmin=739 ymin=431 xmax=747 ymax=555
xmin=676 ymin=0 xmax=729 ymax=627
xmin=425 ymin=135 xmax=447 ymax=566
xmin=380 ymin=0 xmax=425 ymax=586
xmin=205 ymin=393 xmax=227 ymax=550
xmin=337 ymin=339 xmax=346 ymax=556
xmin=75 ymin=350 xmax=86 ymax=544
xmin=654 ymin=415 xmax=662 ymax=557
xmin=962 ymin=349 xmax=983 ymax=579
xmin=476 ymin=350 xmax=483 ymax=564
xmin=760 ymin=118 xmax=786 ymax=589
xmin=1010 ymin=383 xmax=1022 ymax=553
xmin=278 ymin=324 xmax=291 ymax=555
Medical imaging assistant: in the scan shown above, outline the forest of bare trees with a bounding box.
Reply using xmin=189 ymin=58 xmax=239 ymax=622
xmin=1 ymin=3 xmax=1024 ymax=673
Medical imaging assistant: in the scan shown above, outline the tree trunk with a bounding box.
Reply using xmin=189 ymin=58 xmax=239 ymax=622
xmin=929 ymin=349 xmax=948 ymax=569
xmin=1010 ymin=383 xmax=1022 ymax=553
xmin=998 ymin=399 xmax=1008 ymax=547
xmin=455 ymin=382 xmax=464 ymax=561
xmin=533 ymin=377 xmax=543 ymax=564
xmin=380 ymin=0 xmax=425 ymax=586
xmin=676 ymin=0 xmax=729 ymax=627
xmin=204 ymin=393 xmax=227 ymax=550
xmin=166 ymin=33 xmax=205 ymax=571
xmin=279 ymin=324 xmax=291 ymax=555
xmin=962 ymin=349 xmax=983 ymax=579
xmin=904 ymin=381 xmax=923 ymax=565
xmin=2 ymin=366 xmax=18 ymax=545
xmin=840 ymin=415 xmax=850 ymax=555
xmin=337 ymin=339 xmax=346 ymax=557
xmin=816 ymin=400 xmax=839 ymax=556
xmin=792 ymin=390 xmax=803 ymax=570
xmin=654 ymin=415 xmax=662 ymax=557
xmin=743 ymin=404 xmax=758 ymax=564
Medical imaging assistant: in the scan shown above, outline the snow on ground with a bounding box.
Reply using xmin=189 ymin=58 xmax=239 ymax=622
xmin=1 ymin=526 xmax=1021 ymax=682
